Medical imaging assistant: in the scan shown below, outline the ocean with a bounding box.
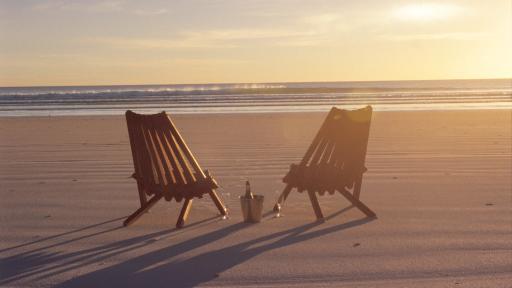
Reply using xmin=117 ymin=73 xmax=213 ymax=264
xmin=0 ymin=79 xmax=510 ymax=116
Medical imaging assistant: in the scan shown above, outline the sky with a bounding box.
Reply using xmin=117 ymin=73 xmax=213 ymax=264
xmin=0 ymin=0 xmax=511 ymax=86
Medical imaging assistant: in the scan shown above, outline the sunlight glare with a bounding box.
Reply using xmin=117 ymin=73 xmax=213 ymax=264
xmin=393 ymin=3 xmax=460 ymax=21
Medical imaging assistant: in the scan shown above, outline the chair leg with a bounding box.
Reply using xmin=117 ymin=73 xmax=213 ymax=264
xmin=124 ymin=194 xmax=162 ymax=226
xmin=135 ymin=181 xmax=148 ymax=207
xmin=338 ymin=189 xmax=376 ymax=218
xmin=208 ymin=189 xmax=228 ymax=216
xmin=307 ymin=190 xmax=324 ymax=220
xmin=353 ymin=175 xmax=363 ymax=200
xmin=274 ymin=184 xmax=293 ymax=212
xmin=176 ymin=199 xmax=193 ymax=228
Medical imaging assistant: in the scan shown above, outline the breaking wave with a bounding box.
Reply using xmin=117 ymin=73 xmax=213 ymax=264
xmin=0 ymin=79 xmax=510 ymax=116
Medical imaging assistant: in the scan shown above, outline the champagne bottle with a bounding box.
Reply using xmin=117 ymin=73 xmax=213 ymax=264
xmin=245 ymin=180 xmax=254 ymax=199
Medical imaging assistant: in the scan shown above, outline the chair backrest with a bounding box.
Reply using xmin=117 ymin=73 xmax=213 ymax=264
xmin=125 ymin=110 xmax=211 ymax=201
xmin=299 ymin=106 xmax=372 ymax=189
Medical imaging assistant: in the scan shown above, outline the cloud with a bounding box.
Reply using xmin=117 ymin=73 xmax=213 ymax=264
xmin=133 ymin=8 xmax=168 ymax=16
xmin=33 ymin=0 xmax=124 ymax=13
xmin=184 ymin=29 xmax=316 ymax=41
xmin=84 ymin=27 xmax=330 ymax=50
xmin=302 ymin=13 xmax=340 ymax=25
xmin=85 ymin=36 xmax=234 ymax=49
xmin=32 ymin=0 xmax=167 ymax=16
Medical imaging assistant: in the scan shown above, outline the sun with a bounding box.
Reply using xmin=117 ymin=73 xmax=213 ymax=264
xmin=393 ymin=3 xmax=460 ymax=22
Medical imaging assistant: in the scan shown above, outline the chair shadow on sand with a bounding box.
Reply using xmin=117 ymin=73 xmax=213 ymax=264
xmin=0 ymin=215 xmax=218 ymax=285
xmin=1 ymin=205 xmax=374 ymax=288
xmin=61 ymin=205 xmax=372 ymax=288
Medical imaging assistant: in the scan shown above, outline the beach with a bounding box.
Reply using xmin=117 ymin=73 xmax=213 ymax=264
xmin=0 ymin=109 xmax=511 ymax=287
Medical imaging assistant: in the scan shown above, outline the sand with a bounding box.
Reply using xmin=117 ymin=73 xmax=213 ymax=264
xmin=0 ymin=110 xmax=511 ymax=287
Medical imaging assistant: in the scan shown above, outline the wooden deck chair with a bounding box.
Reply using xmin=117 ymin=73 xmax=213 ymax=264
xmin=124 ymin=110 xmax=228 ymax=228
xmin=274 ymin=106 xmax=376 ymax=220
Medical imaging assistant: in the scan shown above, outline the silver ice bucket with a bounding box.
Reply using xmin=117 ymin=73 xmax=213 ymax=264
xmin=240 ymin=195 xmax=264 ymax=223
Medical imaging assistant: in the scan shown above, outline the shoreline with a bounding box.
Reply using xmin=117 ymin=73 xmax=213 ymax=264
xmin=1 ymin=104 xmax=511 ymax=118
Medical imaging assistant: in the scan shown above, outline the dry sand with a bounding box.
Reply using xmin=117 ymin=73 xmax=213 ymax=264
xmin=0 ymin=110 xmax=511 ymax=287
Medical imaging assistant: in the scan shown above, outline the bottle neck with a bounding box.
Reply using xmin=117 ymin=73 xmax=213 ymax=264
xmin=245 ymin=181 xmax=253 ymax=198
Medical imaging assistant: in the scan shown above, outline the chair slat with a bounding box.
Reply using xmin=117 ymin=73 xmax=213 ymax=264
xmin=319 ymin=137 xmax=335 ymax=165
xmin=299 ymin=108 xmax=336 ymax=166
xmin=152 ymin=116 xmax=184 ymax=186
xmin=172 ymin=135 xmax=198 ymax=182
xmin=148 ymin=118 xmax=175 ymax=187
xmin=166 ymin=116 xmax=205 ymax=178
xmin=153 ymin=113 xmax=180 ymax=184
xmin=126 ymin=116 xmax=143 ymax=179
xmin=141 ymin=118 xmax=167 ymax=190
xmin=157 ymin=114 xmax=195 ymax=189
xmin=309 ymin=135 xmax=329 ymax=166
xmin=126 ymin=115 xmax=149 ymax=205
xmin=161 ymin=129 xmax=188 ymax=185
xmin=160 ymin=122 xmax=195 ymax=185
xmin=331 ymin=126 xmax=348 ymax=169
xmin=131 ymin=119 xmax=155 ymax=191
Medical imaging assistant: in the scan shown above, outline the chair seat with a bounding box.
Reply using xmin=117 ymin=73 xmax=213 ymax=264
xmin=147 ymin=174 xmax=219 ymax=201
xmin=283 ymin=163 xmax=366 ymax=194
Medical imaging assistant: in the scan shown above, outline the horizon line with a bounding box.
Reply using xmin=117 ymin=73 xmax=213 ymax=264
xmin=1 ymin=77 xmax=511 ymax=89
